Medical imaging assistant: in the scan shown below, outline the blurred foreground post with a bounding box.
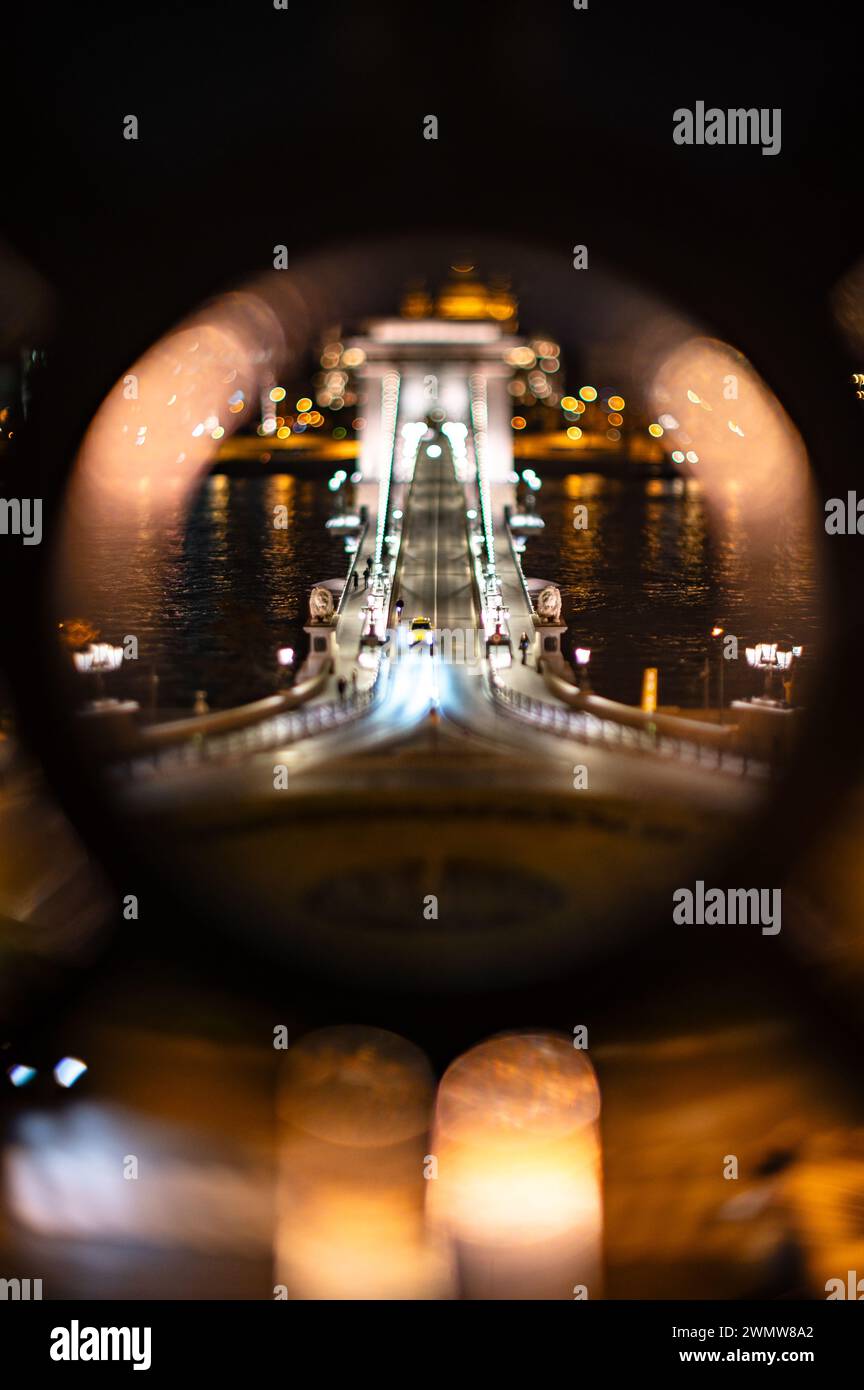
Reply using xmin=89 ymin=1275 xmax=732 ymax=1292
xmin=430 ymin=1033 xmax=603 ymax=1299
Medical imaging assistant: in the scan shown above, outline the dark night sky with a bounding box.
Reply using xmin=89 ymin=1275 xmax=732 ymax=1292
xmin=3 ymin=0 xmax=864 ymax=978
xmin=6 ymin=0 xmax=861 ymax=308
xmin=2 ymin=0 xmax=860 ymax=480
xmin=3 ymin=0 xmax=859 ymax=540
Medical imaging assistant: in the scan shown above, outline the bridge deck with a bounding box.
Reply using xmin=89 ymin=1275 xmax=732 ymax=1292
xmin=396 ymin=438 xmax=477 ymax=640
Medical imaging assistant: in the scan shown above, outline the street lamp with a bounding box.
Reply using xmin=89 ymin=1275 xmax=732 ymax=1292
xmin=711 ymin=626 xmax=725 ymax=723
xmin=776 ymin=645 xmax=803 ymax=704
xmin=745 ymin=642 xmax=802 ymax=704
xmin=745 ymin=642 xmax=777 ymax=700
xmin=72 ymin=642 xmax=124 ymax=698
xmin=485 ymin=623 xmax=512 ymax=668
xmin=361 ymin=606 xmax=378 ymax=640
xmin=91 ymin=642 xmax=124 ymax=672
xmin=277 ymin=645 xmax=295 ymax=688
xmin=574 ymin=646 xmax=591 ymax=691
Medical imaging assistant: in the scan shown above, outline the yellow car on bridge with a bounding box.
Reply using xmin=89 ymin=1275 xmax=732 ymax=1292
xmin=410 ymin=616 xmax=434 ymax=647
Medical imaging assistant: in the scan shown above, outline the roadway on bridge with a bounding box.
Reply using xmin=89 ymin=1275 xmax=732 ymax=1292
xmin=121 ymin=427 xmax=755 ymax=819
xmin=395 ymin=437 xmax=478 ymax=645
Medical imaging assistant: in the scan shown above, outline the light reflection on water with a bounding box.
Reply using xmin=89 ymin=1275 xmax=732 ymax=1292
xmin=65 ymin=473 xmax=344 ymax=710
xmin=66 ymin=470 xmax=820 ymax=713
xmin=521 ymin=473 xmax=820 ymax=707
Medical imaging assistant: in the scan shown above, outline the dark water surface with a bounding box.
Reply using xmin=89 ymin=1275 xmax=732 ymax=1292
xmin=66 ymin=470 xmax=821 ymax=712
xmin=517 ymin=472 xmax=820 ymax=708
xmin=66 ymin=474 xmax=349 ymax=710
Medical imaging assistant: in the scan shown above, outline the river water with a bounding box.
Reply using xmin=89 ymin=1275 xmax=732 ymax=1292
xmin=518 ymin=472 xmax=820 ymax=708
xmin=65 ymin=469 xmax=821 ymax=713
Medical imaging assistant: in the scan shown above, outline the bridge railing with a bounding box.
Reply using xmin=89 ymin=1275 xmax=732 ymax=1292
xmin=487 ymin=672 xmax=760 ymax=777
xmin=117 ymin=660 xmax=389 ymax=783
xmin=335 ymin=514 xmax=369 ymax=618
xmin=502 ymin=506 xmax=538 ymax=618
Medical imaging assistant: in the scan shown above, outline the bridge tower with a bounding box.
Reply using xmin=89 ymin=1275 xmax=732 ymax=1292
xmin=346 ymin=272 xmax=524 ymax=484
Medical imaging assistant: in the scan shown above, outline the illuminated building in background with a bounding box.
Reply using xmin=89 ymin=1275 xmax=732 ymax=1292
xmin=505 ymin=335 xmax=566 ymax=434
xmin=401 ymin=265 xmax=517 ymax=329
xmin=346 ymin=267 xmax=523 ymax=483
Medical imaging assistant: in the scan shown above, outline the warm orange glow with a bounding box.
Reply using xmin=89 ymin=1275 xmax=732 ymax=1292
xmin=276 ymin=1027 xmax=452 ymax=1300
xmin=511 ymin=416 xmax=527 ymax=430
xmin=401 ymin=289 xmax=434 ymax=318
xmin=429 ymin=1033 xmax=602 ymax=1299
xmin=649 ymin=336 xmax=813 ymax=526
xmin=61 ymin=293 xmax=285 ymax=561
xmin=506 ymin=346 xmax=535 ymax=368
xmin=641 ymin=666 xmax=658 ymax=713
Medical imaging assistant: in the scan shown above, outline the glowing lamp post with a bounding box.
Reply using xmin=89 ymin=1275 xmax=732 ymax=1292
xmin=72 ymin=642 xmax=124 ymax=698
xmin=277 ymin=645 xmax=295 ymax=688
xmin=485 ymin=623 xmax=512 ymax=669
xmin=711 ymin=626 xmax=725 ymax=723
xmin=746 ymin=642 xmax=801 ymax=704
xmin=776 ymin=645 xmax=802 ymax=704
xmin=746 ymin=642 xmax=775 ymax=700
xmin=362 ymin=603 xmax=384 ymax=642
xmin=574 ymin=646 xmax=591 ymax=692
xmin=429 ymin=1033 xmax=603 ymax=1300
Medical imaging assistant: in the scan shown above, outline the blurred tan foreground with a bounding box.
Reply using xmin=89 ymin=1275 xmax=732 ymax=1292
xmin=2 ymin=1015 xmax=862 ymax=1299
xmin=2 ymin=738 xmax=864 ymax=1298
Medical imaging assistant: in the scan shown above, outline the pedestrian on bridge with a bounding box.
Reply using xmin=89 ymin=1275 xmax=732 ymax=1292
xmin=337 ymin=675 xmax=348 ymax=703
xmin=363 ymin=557 xmax=372 ymax=589
xmin=519 ymin=631 xmax=530 ymax=665
xmin=353 ymin=569 xmax=359 ymax=591
xmin=395 ymin=597 xmax=404 ymax=622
